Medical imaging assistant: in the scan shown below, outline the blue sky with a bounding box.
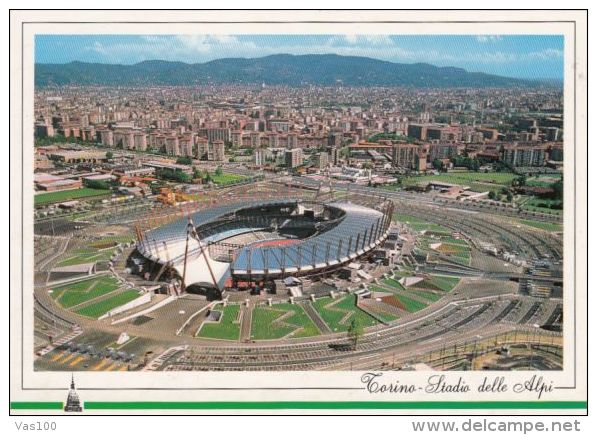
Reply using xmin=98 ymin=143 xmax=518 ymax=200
xmin=35 ymin=34 xmax=564 ymax=80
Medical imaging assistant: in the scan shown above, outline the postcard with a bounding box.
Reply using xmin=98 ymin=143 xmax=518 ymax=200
xmin=9 ymin=9 xmax=587 ymax=415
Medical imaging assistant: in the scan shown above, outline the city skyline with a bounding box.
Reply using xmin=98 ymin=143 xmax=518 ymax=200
xmin=35 ymin=34 xmax=564 ymax=80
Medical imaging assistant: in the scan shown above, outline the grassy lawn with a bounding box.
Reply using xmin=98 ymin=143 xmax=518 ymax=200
xmin=250 ymin=303 xmax=320 ymax=340
xmin=370 ymin=310 xmax=399 ymax=323
xmin=394 ymin=294 xmax=428 ymax=313
xmin=393 ymin=213 xmax=451 ymax=234
xmin=56 ymin=247 xmax=116 ymax=267
xmin=395 ymin=172 xmax=517 ymax=193
xmin=518 ymin=196 xmax=563 ymax=216
xmin=513 ymin=219 xmax=563 ymax=232
xmin=526 ymin=175 xmax=561 ymax=188
xmin=50 ymin=275 xmax=121 ymax=308
xmin=75 ymin=289 xmax=141 ymax=319
xmin=34 ymin=188 xmax=111 ymax=206
xmin=197 ymin=304 xmax=241 ymax=340
xmin=411 ymin=290 xmax=442 ymax=302
xmin=211 ymin=173 xmax=249 ymax=185
xmin=381 ymin=278 xmax=406 ymax=292
xmin=312 ymin=294 xmax=379 ymax=333
xmin=427 ymin=275 xmax=460 ymax=292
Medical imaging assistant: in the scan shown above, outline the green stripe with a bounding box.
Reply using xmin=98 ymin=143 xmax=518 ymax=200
xmin=10 ymin=402 xmax=63 ymax=410
xmin=84 ymin=401 xmax=587 ymax=410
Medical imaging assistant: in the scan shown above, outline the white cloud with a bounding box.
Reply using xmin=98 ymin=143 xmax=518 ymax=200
xmin=476 ymin=35 xmax=503 ymax=43
xmin=527 ymin=48 xmax=564 ymax=60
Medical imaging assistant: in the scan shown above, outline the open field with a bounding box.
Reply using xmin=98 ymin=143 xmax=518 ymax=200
xmin=250 ymin=303 xmax=320 ymax=340
xmin=526 ymin=174 xmax=561 ymax=188
xmin=425 ymin=275 xmax=460 ymax=292
xmin=56 ymin=246 xmax=116 ymax=267
xmin=396 ymin=172 xmax=518 ymax=193
xmin=211 ymin=173 xmax=249 ymax=185
xmin=513 ymin=219 xmax=563 ymax=233
xmin=50 ymin=275 xmax=121 ymax=308
xmin=75 ymin=289 xmax=142 ymax=319
xmin=312 ymin=294 xmax=379 ymax=333
xmin=419 ymin=233 xmax=472 ymax=266
xmin=196 ymin=304 xmax=241 ymax=340
xmin=518 ymin=196 xmax=563 ymax=216
xmin=34 ymin=188 xmax=111 ymax=206
xmin=393 ymin=293 xmax=428 ymax=313
xmin=393 ymin=213 xmax=452 ymax=234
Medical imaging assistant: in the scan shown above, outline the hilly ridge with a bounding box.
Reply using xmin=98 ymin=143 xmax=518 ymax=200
xmin=35 ymin=54 xmax=539 ymax=88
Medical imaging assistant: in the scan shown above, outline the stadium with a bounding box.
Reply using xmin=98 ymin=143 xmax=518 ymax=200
xmin=131 ymin=194 xmax=394 ymax=299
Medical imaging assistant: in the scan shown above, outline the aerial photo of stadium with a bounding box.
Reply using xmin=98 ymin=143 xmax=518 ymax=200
xmin=32 ymin=33 xmax=565 ymax=373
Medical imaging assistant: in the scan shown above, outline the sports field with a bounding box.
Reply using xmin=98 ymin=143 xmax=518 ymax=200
xmin=397 ymin=172 xmax=517 ymax=193
xmin=211 ymin=173 xmax=249 ymax=185
xmin=250 ymin=303 xmax=320 ymax=340
xmin=75 ymin=289 xmax=142 ymax=319
xmin=34 ymin=188 xmax=111 ymax=206
xmin=50 ymin=275 xmax=121 ymax=308
xmin=312 ymin=294 xmax=379 ymax=333
xmin=197 ymin=304 xmax=241 ymax=340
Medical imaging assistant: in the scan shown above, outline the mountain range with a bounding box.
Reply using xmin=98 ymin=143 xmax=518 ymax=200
xmin=35 ymin=54 xmax=541 ymax=88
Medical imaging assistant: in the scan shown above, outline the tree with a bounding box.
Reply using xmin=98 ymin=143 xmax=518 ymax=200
xmin=105 ymin=151 xmax=113 ymax=160
xmin=551 ymin=179 xmax=563 ymax=200
xmin=347 ymin=318 xmax=363 ymax=350
xmin=214 ymin=166 xmax=223 ymax=177
xmin=156 ymin=168 xmax=192 ymax=183
xmin=176 ymin=156 xmax=193 ymax=165
xmin=84 ymin=178 xmax=111 ymax=190
xmin=432 ymin=158 xmax=444 ymax=172
xmin=488 ymin=190 xmax=497 ymax=200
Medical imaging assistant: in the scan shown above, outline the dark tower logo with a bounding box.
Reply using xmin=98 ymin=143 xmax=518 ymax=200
xmin=64 ymin=375 xmax=83 ymax=412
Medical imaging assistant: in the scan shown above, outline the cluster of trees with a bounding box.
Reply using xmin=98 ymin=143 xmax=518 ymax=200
xmin=450 ymin=155 xmax=481 ymax=171
xmin=83 ymin=178 xmax=113 ymax=190
xmin=488 ymin=188 xmax=513 ymax=202
xmin=156 ymin=168 xmax=192 ymax=183
xmin=176 ymin=156 xmax=193 ymax=165
xmin=192 ymin=166 xmax=223 ymax=183
xmin=35 ymin=133 xmax=100 ymax=147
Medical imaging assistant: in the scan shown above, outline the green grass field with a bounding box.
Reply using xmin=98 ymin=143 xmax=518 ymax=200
xmin=50 ymin=275 xmax=121 ymax=308
xmin=526 ymin=175 xmax=561 ymax=188
xmin=394 ymin=294 xmax=428 ymax=313
xmin=518 ymin=196 xmax=563 ymax=216
xmin=368 ymin=309 xmax=399 ymax=323
xmin=312 ymin=294 xmax=379 ymax=333
xmin=197 ymin=304 xmax=241 ymax=340
xmin=411 ymin=290 xmax=442 ymax=302
xmin=75 ymin=290 xmax=141 ymax=319
xmin=393 ymin=213 xmax=452 ymax=234
xmin=426 ymin=275 xmax=460 ymax=292
xmin=211 ymin=173 xmax=249 ymax=185
xmin=34 ymin=188 xmax=111 ymax=206
xmin=381 ymin=278 xmax=406 ymax=292
xmin=394 ymin=172 xmax=518 ymax=193
xmin=56 ymin=247 xmax=117 ymax=267
xmin=250 ymin=303 xmax=320 ymax=340
xmin=513 ymin=219 xmax=563 ymax=232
